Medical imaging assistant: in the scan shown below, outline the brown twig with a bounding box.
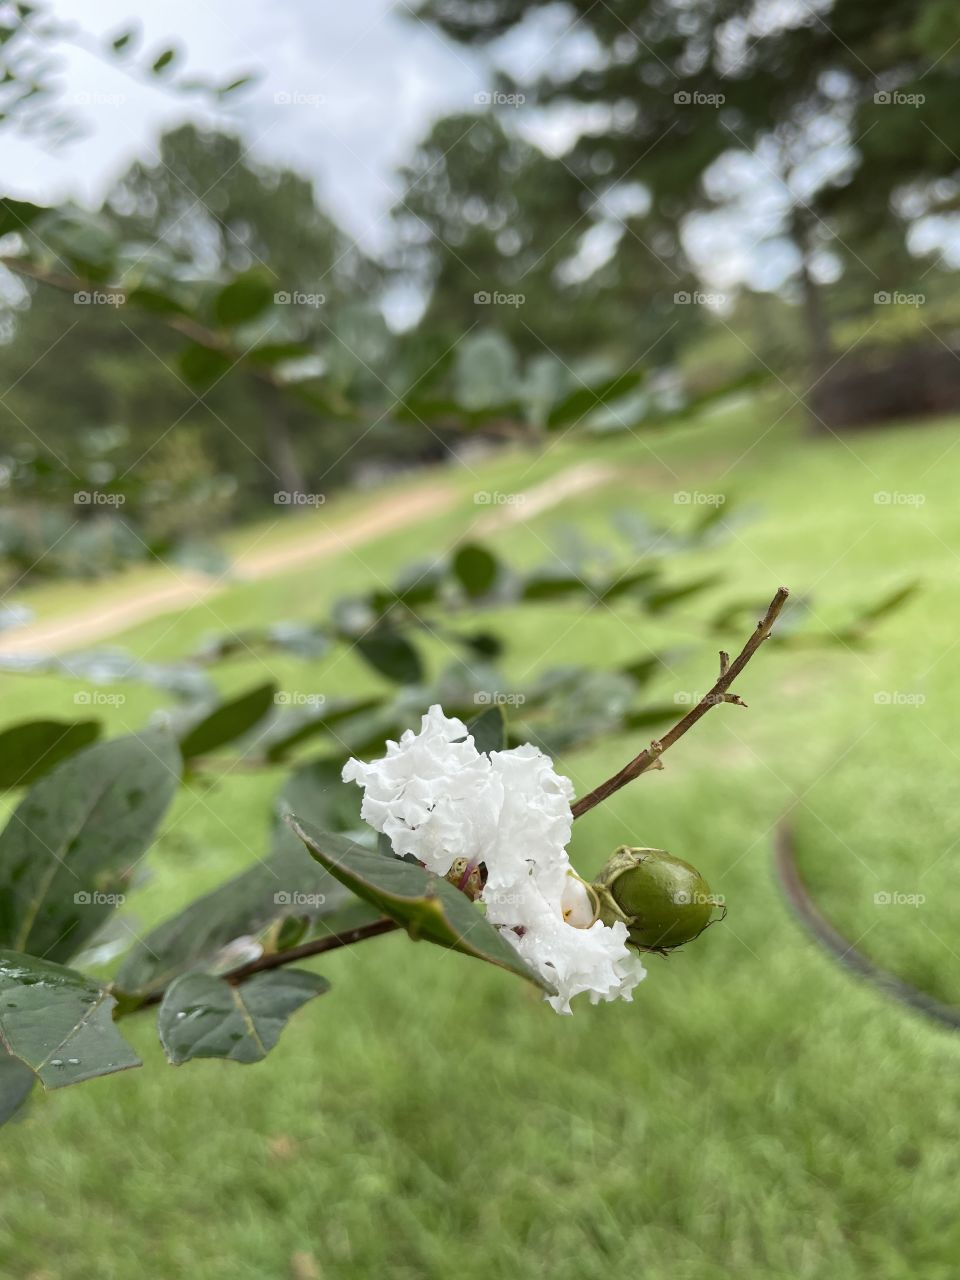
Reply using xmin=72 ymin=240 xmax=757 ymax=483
xmin=571 ymin=586 xmax=790 ymax=819
xmin=225 ymin=916 xmax=400 ymax=981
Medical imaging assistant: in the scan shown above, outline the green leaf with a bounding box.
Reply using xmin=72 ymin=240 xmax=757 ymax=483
xmin=0 ymin=729 xmax=180 ymax=964
xmin=126 ymin=285 xmax=189 ymax=315
xmin=466 ymin=705 xmax=505 ymax=755
xmin=0 ymin=1046 xmax=35 ymax=1126
xmin=114 ymin=763 xmax=379 ymax=999
xmin=0 ymin=196 xmax=47 ymax=238
xmin=355 ymin=630 xmax=424 ymax=684
xmin=0 ymin=718 xmax=100 ymax=789
xmin=0 ymin=951 xmax=140 ymax=1088
xmin=179 ymin=342 xmax=233 ymax=388
xmin=109 ymin=26 xmax=136 ymax=53
xmin=290 ymin=822 xmax=554 ymax=993
xmin=157 ymin=968 xmax=329 ymax=1065
xmin=452 ymin=543 xmax=499 ymax=599
xmin=218 ymin=74 xmax=256 ymax=97
xmin=179 ymin=681 xmax=277 ymax=760
xmin=151 ymin=47 xmax=177 ymax=74
xmin=546 ymin=370 xmax=645 ymax=429
xmin=214 ymin=271 xmax=276 ymax=327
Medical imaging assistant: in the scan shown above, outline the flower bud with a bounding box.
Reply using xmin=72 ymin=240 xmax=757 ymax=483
xmin=591 ymin=846 xmax=721 ymax=951
xmin=445 ymin=857 xmax=484 ymax=901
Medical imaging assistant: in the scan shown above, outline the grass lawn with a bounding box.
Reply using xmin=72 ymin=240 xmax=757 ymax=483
xmin=1 ymin=395 xmax=959 ymax=1280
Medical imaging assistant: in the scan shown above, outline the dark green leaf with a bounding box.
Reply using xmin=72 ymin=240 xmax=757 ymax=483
xmin=0 ymin=718 xmax=100 ymax=789
xmin=0 ymin=1046 xmax=34 ymax=1126
xmin=355 ymin=630 xmax=424 ymax=684
xmin=179 ymin=342 xmax=233 ymax=388
xmin=0 ymin=730 xmax=180 ymax=964
xmin=218 ymin=73 xmax=256 ymax=96
xmin=213 ymin=271 xmax=276 ymax=327
xmin=643 ymin=572 xmax=723 ymax=613
xmin=0 ymin=951 xmax=140 ymax=1088
xmin=109 ymin=26 xmax=136 ymax=53
xmin=853 ymin=580 xmax=922 ymax=629
xmin=179 ymin=681 xmax=277 ymax=760
xmin=114 ymin=763 xmax=379 ymax=999
xmin=157 ymin=968 xmax=329 ymax=1065
xmin=151 ymin=47 xmax=177 ymax=74
xmin=245 ymin=340 xmax=310 ymax=365
xmin=466 ymin=705 xmax=505 ymax=755
xmin=0 ymin=196 xmax=46 ymax=238
xmin=290 ymin=822 xmax=554 ymax=993
xmin=546 ymin=370 xmax=645 ymax=429
xmin=126 ymin=285 xmax=189 ymax=315
xmin=452 ymin=543 xmax=499 ymax=598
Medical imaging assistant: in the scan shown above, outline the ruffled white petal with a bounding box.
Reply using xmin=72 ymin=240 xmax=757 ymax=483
xmin=343 ymin=704 xmax=644 ymax=1013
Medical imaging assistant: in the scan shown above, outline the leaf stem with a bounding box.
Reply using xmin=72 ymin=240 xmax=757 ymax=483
xmin=571 ymin=586 xmax=789 ymax=819
xmin=225 ymin=917 xmax=399 ymax=981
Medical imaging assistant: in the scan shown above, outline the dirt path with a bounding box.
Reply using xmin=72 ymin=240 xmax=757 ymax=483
xmin=0 ymin=462 xmax=617 ymax=656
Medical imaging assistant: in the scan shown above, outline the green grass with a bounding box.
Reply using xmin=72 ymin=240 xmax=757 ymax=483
xmin=2 ymin=396 xmax=960 ymax=1280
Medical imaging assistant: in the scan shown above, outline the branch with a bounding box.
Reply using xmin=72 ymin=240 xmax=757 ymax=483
xmin=225 ymin=917 xmax=399 ymax=981
xmin=571 ymin=586 xmax=790 ymax=819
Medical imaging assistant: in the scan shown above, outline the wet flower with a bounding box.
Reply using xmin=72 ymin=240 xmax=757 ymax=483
xmin=343 ymin=704 xmax=645 ymax=1014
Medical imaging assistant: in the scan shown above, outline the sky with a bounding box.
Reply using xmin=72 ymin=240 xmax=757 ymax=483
xmin=3 ymin=1 xmax=951 ymax=298
xmin=1 ymin=0 xmax=487 ymax=252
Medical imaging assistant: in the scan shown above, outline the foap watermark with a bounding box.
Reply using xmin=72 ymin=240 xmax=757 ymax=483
xmin=274 ymin=890 xmax=327 ymax=907
xmin=673 ymin=691 xmax=729 ymax=706
xmin=874 ymin=90 xmax=925 ymax=108
xmin=474 ymin=90 xmax=525 ymax=107
xmin=274 ymin=289 xmax=325 ymax=307
xmin=74 ymin=890 xmax=126 ymax=906
xmin=474 ymin=290 xmax=525 ymax=308
xmin=874 ymin=890 xmax=925 ymax=907
xmin=673 ymin=90 xmax=725 ymax=107
xmin=275 ymin=691 xmax=326 ymax=708
xmin=74 ymin=490 xmax=125 ymax=507
xmin=874 ymin=490 xmax=925 ymax=506
xmin=474 ymin=490 xmax=525 ymax=506
xmin=674 ymin=490 xmax=725 ymax=506
xmin=274 ymin=90 xmax=326 ymax=107
xmin=274 ymin=490 xmax=326 ymax=507
xmin=74 ymin=290 xmax=125 ymax=307
xmin=67 ymin=90 xmax=127 ymax=108
xmin=874 ymin=691 xmax=926 ymax=707
xmin=674 ymin=289 xmax=727 ymax=307
xmin=673 ymin=890 xmax=725 ymax=906
xmin=474 ymin=691 xmax=526 ymax=707
xmin=874 ymin=290 xmax=925 ymax=307
xmin=74 ymin=690 xmax=126 ymax=707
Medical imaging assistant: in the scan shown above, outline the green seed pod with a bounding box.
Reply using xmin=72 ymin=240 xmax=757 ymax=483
xmin=445 ymin=857 xmax=484 ymax=901
xmin=591 ymin=846 xmax=721 ymax=952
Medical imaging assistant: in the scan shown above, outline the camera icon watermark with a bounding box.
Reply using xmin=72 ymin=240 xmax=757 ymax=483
xmin=74 ymin=690 xmax=126 ymax=706
xmin=873 ymin=491 xmax=925 ymax=506
xmin=74 ymin=890 xmax=126 ymax=906
xmin=274 ymin=289 xmax=325 ymax=307
xmin=673 ymin=490 xmax=725 ymax=506
xmin=873 ymin=90 xmax=924 ymax=107
xmin=275 ymin=691 xmax=326 ymax=708
xmin=274 ymin=491 xmax=326 ymax=506
xmin=474 ymin=691 xmax=526 ymax=707
xmin=873 ymin=690 xmax=925 ymax=707
xmin=273 ymin=891 xmax=327 ymax=907
xmin=73 ymin=490 xmax=125 ymax=507
xmin=73 ymin=290 xmax=126 ymax=307
xmin=473 ymin=289 xmax=525 ymax=308
xmin=274 ymin=90 xmax=326 ymax=107
xmin=473 ymin=490 xmax=525 ymax=506
xmin=873 ymin=890 xmax=925 ymax=907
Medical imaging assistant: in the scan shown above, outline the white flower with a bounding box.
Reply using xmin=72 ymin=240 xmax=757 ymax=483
xmin=341 ymin=704 xmax=500 ymax=875
xmin=343 ymin=704 xmax=645 ymax=1013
